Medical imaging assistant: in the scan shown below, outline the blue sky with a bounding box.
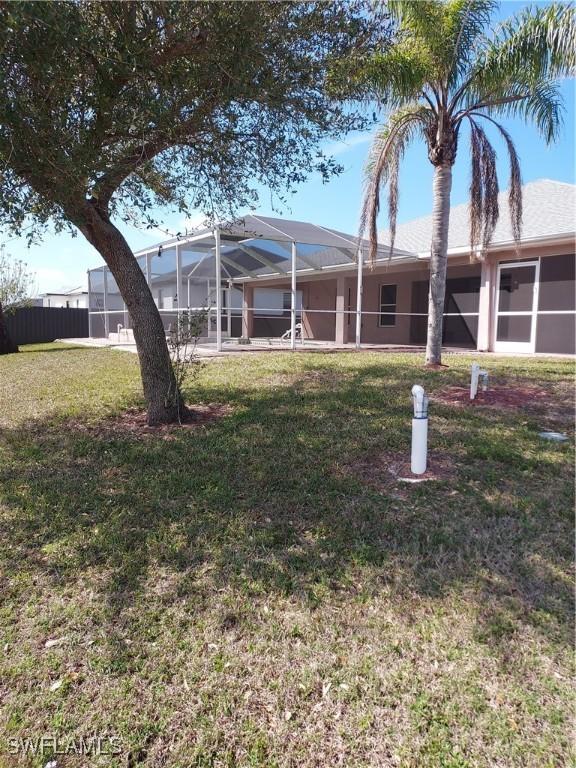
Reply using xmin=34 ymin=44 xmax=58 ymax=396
xmin=2 ymin=1 xmax=575 ymax=293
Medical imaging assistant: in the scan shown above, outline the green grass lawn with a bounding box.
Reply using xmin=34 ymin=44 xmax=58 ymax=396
xmin=0 ymin=343 xmax=573 ymax=768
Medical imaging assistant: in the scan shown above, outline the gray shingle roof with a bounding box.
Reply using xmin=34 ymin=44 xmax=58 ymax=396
xmin=381 ymin=179 xmax=576 ymax=254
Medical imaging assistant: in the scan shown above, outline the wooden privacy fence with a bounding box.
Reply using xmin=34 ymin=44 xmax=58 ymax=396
xmin=5 ymin=307 xmax=88 ymax=345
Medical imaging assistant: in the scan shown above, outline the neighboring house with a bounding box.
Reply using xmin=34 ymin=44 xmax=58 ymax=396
xmin=87 ymin=179 xmax=575 ymax=355
xmin=41 ymin=286 xmax=88 ymax=308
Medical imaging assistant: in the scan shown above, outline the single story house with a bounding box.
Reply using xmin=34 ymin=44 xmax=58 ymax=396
xmin=88 ymin=179 xmax=575 ymax=355
xmin=41 ymin=286 xmax=89 ymax=309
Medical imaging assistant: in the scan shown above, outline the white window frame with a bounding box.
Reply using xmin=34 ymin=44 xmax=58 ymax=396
xmin=493 ymin=259 xmax=540 ymax=353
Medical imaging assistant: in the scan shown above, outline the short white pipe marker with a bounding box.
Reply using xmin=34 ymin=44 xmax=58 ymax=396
xmin=470 ymin=362 xmax=489 ymax=400
xmin=411 ymin=384 xmax=429 ymax=475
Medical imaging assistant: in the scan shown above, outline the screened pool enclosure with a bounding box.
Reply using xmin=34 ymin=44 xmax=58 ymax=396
xmin=87 ymin=214 xmax=422 ymax=350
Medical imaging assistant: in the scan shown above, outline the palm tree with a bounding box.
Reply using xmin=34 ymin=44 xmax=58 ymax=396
xmin=357 ymin=0 xmax=575 ymax=365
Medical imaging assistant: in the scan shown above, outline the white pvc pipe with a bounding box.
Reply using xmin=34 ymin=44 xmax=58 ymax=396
xmin=411 ymin=418 xmax=428 ymax=475
xmin=470 ymin=362 xmax=480 ymax=400
xmin=411 ymin=384 xmax=428 ymax=475
xmin=470 ymin=362 xmax=488 ymax=400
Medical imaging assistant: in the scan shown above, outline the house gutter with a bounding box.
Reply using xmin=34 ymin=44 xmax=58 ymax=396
xmin=415 ymin=231 xmax=576 ymax=260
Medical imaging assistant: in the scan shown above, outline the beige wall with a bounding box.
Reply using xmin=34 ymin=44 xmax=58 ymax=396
xmin=239 ymin=237 xmax=574 ymax=352
xmin=482 ymin=240 xmax=575 ymax=352
xmin=294 ymin=262 xmax=480 ymax=345
xmin=301 ymin=279 xmax=337 ymax=341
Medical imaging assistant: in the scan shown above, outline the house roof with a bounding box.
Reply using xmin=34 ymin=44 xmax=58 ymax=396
xmin=135 ymin=213 xmax=414 ymax=259
xmin=381 ymin=179 xmax=576 ymax=255
xmin=42 ymin=286 xmax=88 ymax=296
xmin=127 ymin=213 xmax=415 ymax=282
xmin=88 ymin=179 xmax=574 ymax=287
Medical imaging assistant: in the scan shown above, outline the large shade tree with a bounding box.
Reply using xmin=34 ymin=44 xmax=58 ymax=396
xmin=0 ymin=1 xmax=381 ymax=421
xmin=353 ymin=0 xmax=575 ymax=365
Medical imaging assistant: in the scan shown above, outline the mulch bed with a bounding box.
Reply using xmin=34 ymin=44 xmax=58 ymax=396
xmin=434 ymin=385 xmax=558 ymax=411
xmin=70 ymin=403 xmax=231 ymax=440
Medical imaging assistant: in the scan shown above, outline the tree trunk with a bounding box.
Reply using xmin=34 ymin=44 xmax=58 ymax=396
xmin=0 ymin=301 xmax=18 ymax=355
xmin=73 ymin=203 xmax=184 ymax=425
xmin=425 ymin=163 xmax=453 ymax=366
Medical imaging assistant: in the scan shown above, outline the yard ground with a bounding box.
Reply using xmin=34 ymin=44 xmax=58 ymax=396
xmin=0 ymin=344 xmax=573 ymax=768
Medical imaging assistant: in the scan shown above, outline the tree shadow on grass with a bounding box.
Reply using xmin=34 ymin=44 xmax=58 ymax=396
xmin=0 ymin=361 xmax=573 ymax=668
xmin=18 ymin=344 xmax=97 ymax=353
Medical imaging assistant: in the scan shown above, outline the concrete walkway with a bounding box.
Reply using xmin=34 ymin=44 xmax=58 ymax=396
xmin=57 ymin=337 xmax=575 ymax=360
xmin=57 ymin=337 xmax=433 ymax=358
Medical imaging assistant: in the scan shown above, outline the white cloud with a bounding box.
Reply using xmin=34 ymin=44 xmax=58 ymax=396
xmin=143 ymin=212 xmax=208 ymax=241
xmin=181 ymin=212 xmax=208 ymax=232
xmin=33 ymin=267 xmax=86 ymax=295
xmin=324 ymin=133 xmax=372 ymax=157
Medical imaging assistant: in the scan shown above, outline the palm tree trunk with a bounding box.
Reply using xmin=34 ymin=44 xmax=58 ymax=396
xmin=0 ymin=300 xmax=18 ymax=355
xmin=425 ymin=163 xmax=453 ymax=365
xmin=72 ymin=203 xmax=185 ymax=425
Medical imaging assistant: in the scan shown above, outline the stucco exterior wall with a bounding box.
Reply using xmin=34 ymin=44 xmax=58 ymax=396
xmin=301 ymin=279 xmax=337 ymax=341
xmin=195 ymin=237 xmax=574 ymax=353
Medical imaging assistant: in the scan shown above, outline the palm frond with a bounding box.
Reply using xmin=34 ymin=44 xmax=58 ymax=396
xmin=360 ymin=106 xmax=431 ymax=263
xmin=460 ymin=73 xmax=564 ymax=143
xmin=388 ymin=0 xmax=496 ymax=90
xmin=464 ymin=3 xmax=576 ymax=112
xmin=483 ymin=3 xmax=576 ymax=82
xmin=445 ymin=0 xmax=497 ymax=86
xmin=386 ymin=135 xmax=402 ymax=259
xmin=388 ymin=0 xmax=459 ymax=85
xmin=353 ymin=42 xmax=432 ymax=108
xmin=493 ymin=79 xmax=563 ymax=143
xmin=468 ymin=118 xmax=499 ymax=257
xmin=469 ymin=119 xmax=482 ymax=251
xmin=387 ymin=0 xmax=444 ymax=30
xmin=469 ymin=113 xmax=523 ymax=250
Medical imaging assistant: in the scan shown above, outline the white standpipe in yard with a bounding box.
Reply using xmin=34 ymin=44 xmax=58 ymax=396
xmin=470 ymin=362 xmax=489 ymax=400
xmin=411 ymin=384 xmax=428 ymax=475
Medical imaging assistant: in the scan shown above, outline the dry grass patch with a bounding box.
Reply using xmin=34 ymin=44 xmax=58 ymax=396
xmin=0 ymin=345 xmax=573 ymax=768
xmin=338 ymin=451 xmax=457 ymax=496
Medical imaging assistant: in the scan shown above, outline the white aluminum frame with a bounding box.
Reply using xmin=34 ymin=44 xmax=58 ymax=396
xmin=355 ymin=247 xmax=363 ymax=349
xmin=494 ymin=259 xmax=540 ymax=353
xmin=291 ymin=241 xmax=297 ymax=350
xmin=87 ymin=222 xmax=509 ymax=351
xmin=214 ymin=229 xmax=222 ymax=352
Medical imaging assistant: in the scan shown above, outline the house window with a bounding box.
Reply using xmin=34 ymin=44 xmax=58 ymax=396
xmin=379 ymin=284 xmax=397 ymax=326
xmin=282 ymin=292 xmax=291 ymax=311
